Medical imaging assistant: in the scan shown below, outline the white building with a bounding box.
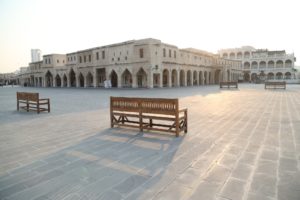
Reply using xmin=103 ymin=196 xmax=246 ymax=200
xmin=218 ymin=46 xmax=296 ymax=83
xmin=31 ymin=49 xmax=42 ymax=62
xmin=18 ymin=38 xmax=242 ymax=88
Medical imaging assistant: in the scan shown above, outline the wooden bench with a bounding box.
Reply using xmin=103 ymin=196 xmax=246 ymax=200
xmin=17 ymin=92 xmax=50 ymax=114
xmin=110 ymin=97 xmax=188 ymax=137
xmin=265 ymin=81 xmax=286 ymax=89
xmin=220 ymin=81 xmax=238 ymax=89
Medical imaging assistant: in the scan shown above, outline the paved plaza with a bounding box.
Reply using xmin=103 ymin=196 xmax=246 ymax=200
xmin=0 ymin=84 xmax=300 ymax=200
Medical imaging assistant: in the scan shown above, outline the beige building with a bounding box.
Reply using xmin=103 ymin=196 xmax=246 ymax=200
xmin=218 ymin=46 xmax=296 ymax=83
xmin=18 ymin=38 xmax=242 ymax=88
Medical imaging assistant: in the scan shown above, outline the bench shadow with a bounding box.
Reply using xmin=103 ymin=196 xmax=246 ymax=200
xmin=0 ymin=127 xmax=185 ymax=199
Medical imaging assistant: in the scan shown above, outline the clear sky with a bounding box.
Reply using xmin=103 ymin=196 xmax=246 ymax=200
xmin=0 ymin=0 xmax=299 ymax=73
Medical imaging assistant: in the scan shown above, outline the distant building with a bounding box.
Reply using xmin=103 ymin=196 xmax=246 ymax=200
xmin=31 ymin=49 xmax=42 ymax=62
xmin=0 ymin=72 xmax=17 ymax=85
xmin=218 ymin=47 xmax=297 ymax=83
xmin=17 ymin=38 xmax=242 ymax=88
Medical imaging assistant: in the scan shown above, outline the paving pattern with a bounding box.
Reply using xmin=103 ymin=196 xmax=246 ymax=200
xmin=0 ymin=84 xmax=300 ymax=200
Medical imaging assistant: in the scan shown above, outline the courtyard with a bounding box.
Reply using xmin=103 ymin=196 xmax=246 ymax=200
xmin=0 ymin=84 xmax=300 ymax=200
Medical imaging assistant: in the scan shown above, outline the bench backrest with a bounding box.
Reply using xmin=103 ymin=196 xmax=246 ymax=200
xmin=265 ymin=81 xmax=286 ymax=85
xmin=17 ymin=92 xmax=39 ymax=101
xmin=110 ymin=97 xmax=140 ymax=112
xmin=110 ymin=97 xmax=179 ymax=115
xmin=140 ymin=98 xmax=178 ymax=115
xmin=220 ymin=81 xmax=237 ymax=84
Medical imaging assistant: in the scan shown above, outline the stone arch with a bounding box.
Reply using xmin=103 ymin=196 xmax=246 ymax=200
xmin=259 ymin=71 xmax=266 ymax=81
xmin=237 ymin=52 xmax=242 ymax=59
xmin=251 ymin=61 xmax=258 ymax=69
xmin=276 ymin=72 xmax=283 ymax=80
xmin=259 ymin=61 xmax=266 ymax=69
xmin=163 ymin=69 xmax=169 ymax=87
xmin=267 ymin=72 xmax=274 ymax=80
xmin=187 ymin=70 xmax=192 ymax=86
xmin=69 ymin=68 xmax=76 ymax=87
xmin=244 ymin=51 xmax=250 ymax=58
xmin=199 ymin=71 xmax=203 ymax=85
xmin=109 ymin=70 xmax=118 ymax=88
xmin=78 ymin=72 xmax=84 ymax=87
xmin=208 ymin=72 xmax=212 ymax=84
xmin=122 ymin=69 xmax=132 ymax=87
xmin=171 ymin=69 xmax=178 ymax=87
xmin=268 ymin=60 xmax=275 ymax=68
xmin=62 ymin=74 xmax=67 ymax=87
xmin=193 ymin=70 xmax=198 ymax=85
xmin=204 ymin=71 xmax=208 ymax=84
xmin=276 ymin=60 xmax=283 ymax=68
xmin=244 ymin=62 xmax=250 ymax=70
xmin=223 ymin=53 xmax=228 ymax=58
xmin=285 ymin=60 xmax=292 ymax=67
xmin=214 ymin=70 xmax=221 ymax=84
xmin=86 ymin=72 xmax=93 ymax=87
xmin=244 ymin=72 xmax=250 ymax=82
xmin=285 ymin=72 xmax=291 ymax=79
xmin=136 ymin=68 xmax=147 ymax=88
xmin=45 ymin=71 xmax=53 ymax=87
xmin=55 ymin=74 xmax=61 ymax=87
xmin=180 ymin=70 xmax=185 ymax=86
xmin=229 ymin=52 xmax=235 ymax=59
xmin=251 ymin=73 xmax=258 ymax=82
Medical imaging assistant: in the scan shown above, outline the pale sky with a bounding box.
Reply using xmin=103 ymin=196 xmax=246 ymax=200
xmin=0 ymin=0 xmax=299 ymax=73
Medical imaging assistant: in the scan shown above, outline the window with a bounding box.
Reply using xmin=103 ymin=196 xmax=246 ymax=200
xmin=118 ymin=57 xmax=120 ymax=61
xmin=63 ymin=60 xmax=65 ymax=63
xmin=84 ymin=56 xmax=86 ymax=62
xmin=174 ymin=51 xmax=176 ymax=58
xmin=48 ymin=58 xmax=51 ymax=64
xmin=125 ymin=56 xmax=127 ymax=60
xmin=45 ymin=59 xmax=47 ymax=64
xmin=139 ymin=48 xmax=144 ymax=58
xmin=57 ymin=59 xmax=59 ymax=63
xmin=112 ymin=58 xmax=114 ymax=61
xmin=96 ymin=52 xmax=99 ymax=60
xmin=163 ymin=48 xmax=166 ymax=57
xmin=169 ymin=49 xmax=171 ymax=57
xmin=89 ymin=55 xmax=91 ymax=62
xmin=79 ymin=56 xmax=82 ymax=63
xmin=74 ymin=56 xmax=76 ymax=61
xmin=102 ymin=51 xmax=105 ymax=59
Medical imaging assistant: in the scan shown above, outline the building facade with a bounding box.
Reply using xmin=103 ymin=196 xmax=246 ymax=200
xmin=218 ymin=46 xmax=296 ymax=83
xmin=18 ymin=38 xmax=242 ymax=88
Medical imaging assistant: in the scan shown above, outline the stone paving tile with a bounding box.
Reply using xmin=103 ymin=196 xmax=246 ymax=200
xmin=219 ymin=178 xmax=247 ymax=200
xmin=0 ymin=85 xmax=300 ymax=200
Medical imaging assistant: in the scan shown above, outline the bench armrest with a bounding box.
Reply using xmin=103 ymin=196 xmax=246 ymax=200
xmin=39 ymin=98 xmax=50 ymax=101
xmin=179 ymin=108 xmax=188 ymax=113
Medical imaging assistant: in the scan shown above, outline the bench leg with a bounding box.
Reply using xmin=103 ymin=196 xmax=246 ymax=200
xmin=37 ymin=103 xmax=40 ymax=114
xmin=139 ymin=114 xmax=143 ymax=132
xmin=184 ymin=110 xmax=188 ymax=133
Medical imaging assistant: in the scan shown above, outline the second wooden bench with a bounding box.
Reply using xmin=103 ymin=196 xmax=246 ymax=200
xmin=220 ymin=81 xmax=238 ymax=89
